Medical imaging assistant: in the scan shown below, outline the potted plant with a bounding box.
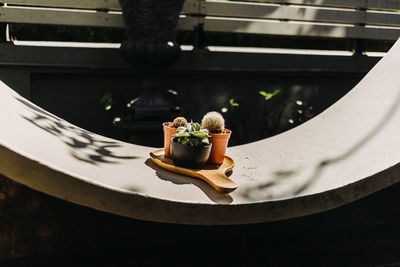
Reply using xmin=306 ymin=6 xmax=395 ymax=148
xmin=170 ymin=122 xmax=211 ymax=168
xmin=163 ymin=117 xmax=187 ymax=158
xmin=201 ymin=111 xmax=231 ymax=164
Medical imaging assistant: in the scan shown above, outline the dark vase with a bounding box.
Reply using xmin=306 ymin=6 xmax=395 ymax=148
xmin=116 ymin=0 xmax=186 ymax=146
xmin=170 ymin=139 xmax=212 ymax=169
xmin=119 ymin=0 xmax=185 ymax=72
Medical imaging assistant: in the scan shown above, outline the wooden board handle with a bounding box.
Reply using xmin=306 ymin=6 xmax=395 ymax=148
xmin=197 ymin=170 xmax=237 ymax=194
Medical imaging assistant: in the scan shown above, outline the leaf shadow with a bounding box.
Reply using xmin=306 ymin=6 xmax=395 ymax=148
xmin=241 ymin=85 xmax=400 ymax=200
xmin=15 ymin=96 xmax=139 ymax=165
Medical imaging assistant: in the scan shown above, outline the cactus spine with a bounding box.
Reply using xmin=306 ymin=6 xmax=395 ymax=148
xmin=171 ymin=117 xmax=187 ymax=128
xmin=201 ymin=111 xmax=225 ymax=133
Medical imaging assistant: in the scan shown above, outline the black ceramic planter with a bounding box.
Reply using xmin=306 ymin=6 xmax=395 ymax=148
xmin=170 ymin=139 xmax=212 ymax=169
xmin=119 ymin=0 xmax=185 ymax=72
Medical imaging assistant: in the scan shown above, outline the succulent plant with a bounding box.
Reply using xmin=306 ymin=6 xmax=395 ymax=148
xmin=201 ymin=111 xmax=225 ymax=133
xmin=171 ymin=117 xmax=187 ymax=128
xmin=173 ymin=122 xmax=210 ymax=147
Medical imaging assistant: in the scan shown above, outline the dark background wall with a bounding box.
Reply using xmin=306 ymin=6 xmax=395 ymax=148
xmin=0 ymin=44 xmax=381 ymax=147
xmin=29 ymin=70 xmax=362 ymax=146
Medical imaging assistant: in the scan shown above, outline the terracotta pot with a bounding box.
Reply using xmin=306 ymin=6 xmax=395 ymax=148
xmin=163 ymin=123 xmax=177 ymax=158
xmin=208 ymin=129 xmax=231 ymax=164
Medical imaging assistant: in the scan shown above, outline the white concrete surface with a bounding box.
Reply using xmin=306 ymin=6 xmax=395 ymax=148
xmin=0 ymin=39 xmax=399 ymax=225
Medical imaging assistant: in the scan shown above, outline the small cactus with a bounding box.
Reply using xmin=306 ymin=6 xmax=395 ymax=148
xmin=201 ymin=111 xmax=225 ymax=133
xmin=172 ymin=117 xmax=187 ymax=128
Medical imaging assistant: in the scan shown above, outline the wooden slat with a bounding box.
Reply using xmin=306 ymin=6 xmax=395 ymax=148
xmin=0 ymin=0 xmax=200 ymax=13
xmin=3 ymin=2 xmax=400 ymax=29
xmin=1 ymin=1 xmax=398 ymax=41
xmin=1 ymin=0 xmax=400 ymax=14
xmin=242 ymin=0 xmax=400 ymax=11
xmin=0 ymin=0 xmax=121 ymax=10
xmin=205 ymin=1 xmax=400 ymax=27
xmin=0 ymin=6 xmax=200 ymax=30
xmin=2 ymin=1 xmax=399 ymax=27
xmin=203 ymin=18 xmax=400 ymax=40
xmin=0 ymin=7 xmax=124 ymax=27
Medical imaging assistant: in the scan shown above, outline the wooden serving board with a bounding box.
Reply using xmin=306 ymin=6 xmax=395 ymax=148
xmin=150 ymin=148 xmax=237 ymax=194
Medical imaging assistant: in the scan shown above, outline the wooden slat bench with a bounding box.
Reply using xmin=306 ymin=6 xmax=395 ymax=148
xmin=0 ymin=0 xmax=400 ymax=45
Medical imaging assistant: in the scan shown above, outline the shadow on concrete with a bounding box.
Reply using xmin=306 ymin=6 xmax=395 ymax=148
xmin=241 ymin=84 xmax=400 ymax=200
xmin=15 ymin=97 xmax=138 ymax=165
xmin=145 ymin=159 xmax=233 ymax=204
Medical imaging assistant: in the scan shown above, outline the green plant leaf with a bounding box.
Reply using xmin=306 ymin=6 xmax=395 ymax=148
xmin=192 ymin=123 xmax=201 ymax=131
xmin=191 ymin=131 xmax=210 ymax=139
xmin=190 ymin=137 xmax=201 ymax=147
xmin=178 ymin=138 xmax=189 ymax=145
xmin=259 ymin=90 xmax=280 ymax=100
xmin=229 ymin=98 xmax=239 ymax=106
xmin=174 ymin=121 xmax=210 ymax=147
xmin=259 ymin=91 xmax=268 ymax=97
xmin=174 ymin=132 xmax=190 ymax=137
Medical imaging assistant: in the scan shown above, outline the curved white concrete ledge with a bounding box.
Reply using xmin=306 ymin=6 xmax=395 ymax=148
xmin=0 ymin=40 xmax=399 ymax=225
